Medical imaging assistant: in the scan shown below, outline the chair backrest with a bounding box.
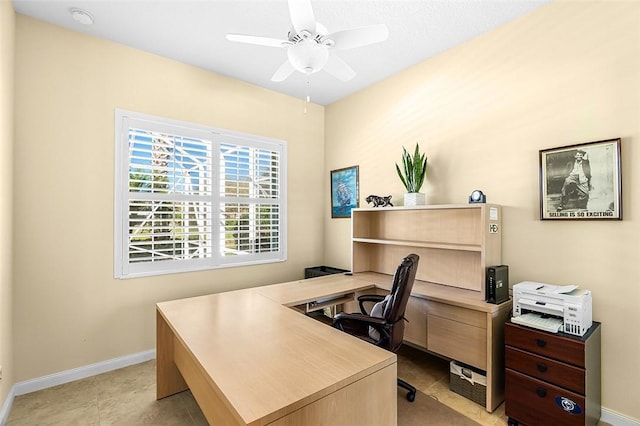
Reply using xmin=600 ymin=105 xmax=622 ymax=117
xmin=381 ymin=253 xmax=420 ymax=351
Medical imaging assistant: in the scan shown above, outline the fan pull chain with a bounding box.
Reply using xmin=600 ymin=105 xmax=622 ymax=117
xmin=304 ymin=76 xmax=311 ymax=114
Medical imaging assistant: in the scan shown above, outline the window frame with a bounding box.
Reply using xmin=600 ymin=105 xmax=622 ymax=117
xmin=114 ymin=109 xmax=287 ymax=279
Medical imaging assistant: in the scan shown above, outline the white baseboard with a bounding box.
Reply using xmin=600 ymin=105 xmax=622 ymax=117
xmin=602 ymin=407 xmax=640 ymax=426
xmin=0 ymin=349 xmax=155 ymax=425
xmin=13 ymin=349 xmax=156 ymax=396
xmin=0 ymin=386 xmax=15 ymax=426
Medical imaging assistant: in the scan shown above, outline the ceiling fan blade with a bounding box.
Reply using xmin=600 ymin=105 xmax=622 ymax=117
xmin=271 ymin=60 xmax=296 ymax=82
xmin=328 ymin=24 xmax=389 ymax=51
xmin=324 ymin=54 xmax=356 ymax=82
xmin=226 ymin=34 xmax=288 ymax=48
xmin=288 ymin=0 xmax=316 ymax=35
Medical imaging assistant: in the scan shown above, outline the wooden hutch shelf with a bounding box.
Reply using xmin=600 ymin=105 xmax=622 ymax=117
xmin=351 ymin=204 xmax=502 ymax=298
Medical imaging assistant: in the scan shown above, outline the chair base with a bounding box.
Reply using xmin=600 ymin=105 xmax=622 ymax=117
xmin=398 ymin=378 xmax=416 ymax=402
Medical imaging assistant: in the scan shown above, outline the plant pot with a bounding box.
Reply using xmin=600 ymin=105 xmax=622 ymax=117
xmin=404 ymin=192 xmax=426 ymax=206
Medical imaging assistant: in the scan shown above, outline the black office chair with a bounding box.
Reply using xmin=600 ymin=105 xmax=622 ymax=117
xmin=333 ymin=253 xmax=419 ymax=402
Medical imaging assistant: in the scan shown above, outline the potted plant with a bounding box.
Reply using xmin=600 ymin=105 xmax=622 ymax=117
xmin=395 ymin=144 xmax=427 ymax=206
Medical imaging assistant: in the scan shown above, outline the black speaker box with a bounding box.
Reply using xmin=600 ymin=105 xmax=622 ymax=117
xmin=486 ymin=265 xmax=509 ymax=304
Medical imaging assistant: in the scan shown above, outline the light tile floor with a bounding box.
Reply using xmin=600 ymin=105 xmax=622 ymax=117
xmin=6 ymin=360 xmax=207 ymax=426
xmin=6 ymin=345 xmax=506 ymax=426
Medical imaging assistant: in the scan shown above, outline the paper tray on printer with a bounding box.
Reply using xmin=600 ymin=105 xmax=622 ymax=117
xmin=511 ymin=313 xmax=563 ymax=333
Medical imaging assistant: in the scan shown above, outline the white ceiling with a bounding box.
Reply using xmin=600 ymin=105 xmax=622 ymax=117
xmin=12 ymin=0 xmax=551 ymax=106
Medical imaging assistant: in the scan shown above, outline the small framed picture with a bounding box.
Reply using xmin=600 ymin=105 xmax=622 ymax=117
xmin=330 ymin=165 xmax=359 ymax=218
xmin=539 ymin=138 xmax=622 ymax=220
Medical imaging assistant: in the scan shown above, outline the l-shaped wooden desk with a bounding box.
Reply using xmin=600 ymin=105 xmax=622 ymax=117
xmin=157 ymin=271 xmax=511 ymax=425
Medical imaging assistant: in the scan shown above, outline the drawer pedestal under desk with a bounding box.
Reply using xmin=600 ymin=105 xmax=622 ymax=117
xmin=505 ymin=322 xmax=601 ymax=426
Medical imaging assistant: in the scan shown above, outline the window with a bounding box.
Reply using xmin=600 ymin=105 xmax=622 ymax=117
xmin=115 ymin=110 xmax=287 ymax=278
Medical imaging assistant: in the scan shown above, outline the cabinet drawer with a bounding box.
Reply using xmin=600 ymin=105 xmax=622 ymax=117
xmin=404 ymin=296 xmax=428 ymax=349
xmin=428 ymin=315 xmax=486 ymax=369
xmin=506 ymin=369 xmax=586 ymax=426
xmin=505 ymin=346 xmax=585 ymax=394
xmin=428 ymin=301 xmax=486 ymax=328
xmin=505 ymin=323 xmax=585 ymax=367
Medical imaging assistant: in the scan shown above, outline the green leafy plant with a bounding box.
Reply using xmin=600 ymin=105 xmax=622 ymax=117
xmin=395 ymin=144 xmax=427 ymax=193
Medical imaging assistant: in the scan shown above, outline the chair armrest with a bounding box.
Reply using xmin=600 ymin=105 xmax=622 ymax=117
xmin=334 ymin=312 xmax=387 ymax=327
xmin=333 ymin=312 xmax=391 ymax=344
xmin=357 ymin=294 xmax=385 ymax=315
xmin=333 ymin=312 xmax=388 ymax=337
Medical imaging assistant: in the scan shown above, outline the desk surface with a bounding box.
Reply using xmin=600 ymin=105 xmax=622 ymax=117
xmin=157 ymin=276 xmax=395 ymax=425
xmin=254 ymin=273 xmax=375 ymax=306
xmin=355 ymin=271 xmax=507 ymax=313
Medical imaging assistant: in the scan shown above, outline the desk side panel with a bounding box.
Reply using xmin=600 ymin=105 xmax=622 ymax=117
xmin=267 ymin=363 xmax=397 ymax=426
xmin=487 ymin=302 xmax=511 ymax=411
xmin=156 ymin=309 xmax=188 ymax=399
xmin=173 ymin=334 xmax=244 ymax=426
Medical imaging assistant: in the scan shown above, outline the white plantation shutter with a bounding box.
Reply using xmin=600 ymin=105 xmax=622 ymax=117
xmin=218 ymin=141 xmax=282 ymax=264
xmin=115 ymin=110 xmax=287 ymax=278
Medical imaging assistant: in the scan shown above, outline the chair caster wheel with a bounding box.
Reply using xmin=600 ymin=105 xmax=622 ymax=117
xmin=406 ymin=391 xmax=416 ymax=402
xmin=507 ymin=418 xmax=518 ymax=426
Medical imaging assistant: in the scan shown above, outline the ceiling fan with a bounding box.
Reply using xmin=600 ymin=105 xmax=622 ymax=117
xmin=226 ymin=0 xmax=389 ymax=82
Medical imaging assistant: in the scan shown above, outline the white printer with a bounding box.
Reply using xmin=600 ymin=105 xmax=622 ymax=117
xmin=512 ymin=281 xmax=593 ymax=336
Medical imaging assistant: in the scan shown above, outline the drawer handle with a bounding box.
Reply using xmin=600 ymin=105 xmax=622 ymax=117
xmin=536 ymin=387 xmax=547 ymax=398
xmin=536 ymin=363 xmax=548 ymax=373
xmin=536 ymin=339 xmax=547 ymax=348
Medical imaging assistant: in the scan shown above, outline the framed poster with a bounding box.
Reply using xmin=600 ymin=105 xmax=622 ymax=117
xmin=539 ymin=138 xmax=621 ymax=220
xmin=330 ymin=165 xmax=359 ymax=218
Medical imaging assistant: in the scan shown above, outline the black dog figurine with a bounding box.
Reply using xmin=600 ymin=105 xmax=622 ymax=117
xmin=366 ymin=195 xmax=393 ymax=207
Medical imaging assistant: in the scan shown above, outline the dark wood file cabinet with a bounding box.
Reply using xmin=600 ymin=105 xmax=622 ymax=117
xmin=505 ymin=321 xmax=601 ymax=426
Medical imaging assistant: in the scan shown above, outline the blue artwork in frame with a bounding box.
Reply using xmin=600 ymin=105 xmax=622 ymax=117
xmin=331 ymin=165 xmax=359 ymax=218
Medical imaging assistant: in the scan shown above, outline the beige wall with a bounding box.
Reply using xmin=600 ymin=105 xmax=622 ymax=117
xmin=13 ymin=15 xmax=324 ymax=382
xmin=7 ymin=0 xmax=640 ymax=422
xmin=0 ymin=0 xmax=15 ymax=406
xmin=326 ymin=1 xmax=640 ymax=420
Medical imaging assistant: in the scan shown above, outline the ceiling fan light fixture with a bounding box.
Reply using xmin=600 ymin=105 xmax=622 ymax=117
xmin=287 ymin=41 xmax=329 ymax=74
